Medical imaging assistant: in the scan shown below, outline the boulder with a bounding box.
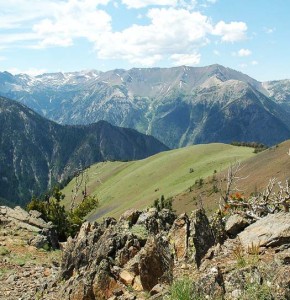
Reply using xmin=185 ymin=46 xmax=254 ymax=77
xmin=210 ymin=211 xmax=228 ymax=244
xmin=29 ymin=234 xmax=49 ymax=249
xmin=0 ymin=206 xmax=52 ymax=231
xmin=29 ymin=210 xmax=42 ymax=218
xmin=225 ymin=214 xmax=249 ymax=236
xmin=150 ymin=283 xmax=168 ymax=296
xmin=60 ymin=222 xmax=104 ymax=279
xmin=115 ymin=238 xmax=141 ymax=267
xmin=168 ymin=213 xmax=189 ymax=260
xmin=139 ymin=235 xmax=173 ymax=291
xmin=188 ymin=209 xmax=215 ymax=267
xmin=5 ymin=206 xmax=30 ymax=222
xmin=275 ymin=248 xmax=290 ymax=265
xmin=119 ymin=209 xmax=141 ymax=228
xmin=92 ymin=259 xmax=121 ymax=300
xmin=132 ymin=275 xmax=143 ymax=292
xmin=238 ymin=212 xmax=290 ymax=249
xmin=136 ymin=209 xmax=159 ymax=233
xmin=136 ymin=209 xmax=176 ymax=234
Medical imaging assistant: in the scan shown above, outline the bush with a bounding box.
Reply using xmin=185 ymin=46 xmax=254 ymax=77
xmin=195 ymin=178 xmax=204 ymax=187
xmin=153 ymin=195 xmax=173 ymax=211
xmin=26 ymin=186 xmax=98 ymax=241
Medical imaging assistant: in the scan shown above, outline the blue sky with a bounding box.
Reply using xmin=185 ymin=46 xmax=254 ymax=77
xmin=0 ymin=0 xmax=289 ymax=81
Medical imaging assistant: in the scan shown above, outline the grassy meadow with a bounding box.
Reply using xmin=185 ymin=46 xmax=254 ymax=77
xmin=61 ymin=143 xmax=255 ymax=220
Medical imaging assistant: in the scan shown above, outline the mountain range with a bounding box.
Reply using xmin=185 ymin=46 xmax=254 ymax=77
xmin=1 ymin=64 xmax=290 ymax=148
xmin=0 ymin=96 xmax=168 ymax=206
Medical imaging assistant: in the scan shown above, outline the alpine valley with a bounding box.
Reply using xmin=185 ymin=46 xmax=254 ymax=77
xmin=1 ymin=64 xmax=290 ymax=148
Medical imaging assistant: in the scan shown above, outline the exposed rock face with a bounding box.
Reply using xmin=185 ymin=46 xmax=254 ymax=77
xmin=59 ymin=208 xmax=216 ymax=299
xmin=0 ymin=206 xmax=61 ymax=300
xmin=59 ymin=209 xmax=176 ymax=299
xmin=2 ymin=65 xmax=290 ymax=150
xmin=138 ymin=235 xmax=173 ymax=291
xmin=197 ymin=266 xmax=225 ymax=298
xmin=168 ymin=213 xmax=189 ymax=260
xmin=188 ymin=209 xmax=215 ymax=267
xmin=0 ymin=206 xmax=58 ymax=249
xmin=1 ymin=206 xmax=290 ymax=299
xmin=238 ymin=212 xmax=290 ymax=249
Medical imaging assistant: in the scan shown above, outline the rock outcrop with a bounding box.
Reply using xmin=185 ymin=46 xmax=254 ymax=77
xmin=1 ymin=205 xmax=289 ymax=299
xmin=58 ymin=208 xmax=216 ymax=299
xmin=238 ymin=211 xmax=290 ymax=248
xmin=0 ymin=206 xmax=61 ymax=300
xmin=0 ymin=206 xmax=58 ymax=249
xmin=58 ymin=209 xmax=290 ymax=299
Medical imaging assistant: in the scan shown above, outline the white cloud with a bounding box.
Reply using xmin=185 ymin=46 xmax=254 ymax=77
xmin=200 ymin=0 xmax=217 ymax=8
xmin=0 ymin=1 xmax=58 ymax=29
xmin=237 ymin=48 xmax=252 ymax=57
xmin=213 ymin=21 xmax=247 ymax=42
xmin=95 ymin=8 xmax=211 ymax=66
xmin=0 ymin=0 xmax=112 ymax=49
xmin=0 ymin=56 xmax=6 ymax=61
xmin=0 ymin=33 xmax=40 ymax=49
xmin=0 ymin=0 xmax=249 ymax=68
xmin=251 ymin=60 xmax=258 ymax=65
xmin=121 ymin=0 xmax=177 ymax=9
xmin=32 ymin=0 xmax=112 ymax=48
xmin=121 ymin=0 xmax=197 ymax=9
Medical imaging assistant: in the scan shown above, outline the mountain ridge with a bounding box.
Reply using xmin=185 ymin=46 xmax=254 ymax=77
xmin=0 ymin=96 xmax=168 ymax=206
xmin=1 ymin=64 xmax=290 ymax=147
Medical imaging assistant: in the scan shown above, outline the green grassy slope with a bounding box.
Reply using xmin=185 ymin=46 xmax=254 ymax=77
xmin=173 ymin=140 xmax=290 ymax=216
xmin=62 ymin=143 xmax=255 ymax=220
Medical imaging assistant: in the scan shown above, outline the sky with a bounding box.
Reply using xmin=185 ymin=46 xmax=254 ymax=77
xmin=0 ymin=0 xmax=289 ymax=81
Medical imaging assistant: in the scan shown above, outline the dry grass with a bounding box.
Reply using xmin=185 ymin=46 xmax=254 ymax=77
xmin=174 ymin=140 xmax=290 ymax=215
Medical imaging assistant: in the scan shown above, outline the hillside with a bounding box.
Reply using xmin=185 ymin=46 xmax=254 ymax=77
xmin=1 ymin=65 xmax=290 ymax=148
xmin=0 ymin=97 xmax=168 ymax=206
xmin=61 ymin=143 xmax=255 ymax=220
xmin=174 ymin=140 xmax=290 ymax=214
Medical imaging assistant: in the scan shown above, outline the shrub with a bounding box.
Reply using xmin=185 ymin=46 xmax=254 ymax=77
xmin=195 ymin=178 xmax=204 ymax=187
xmin=26 ymin=186 xmax=98 ymax=241
xmin=153 ymin=195 xmax=173 ymax=211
